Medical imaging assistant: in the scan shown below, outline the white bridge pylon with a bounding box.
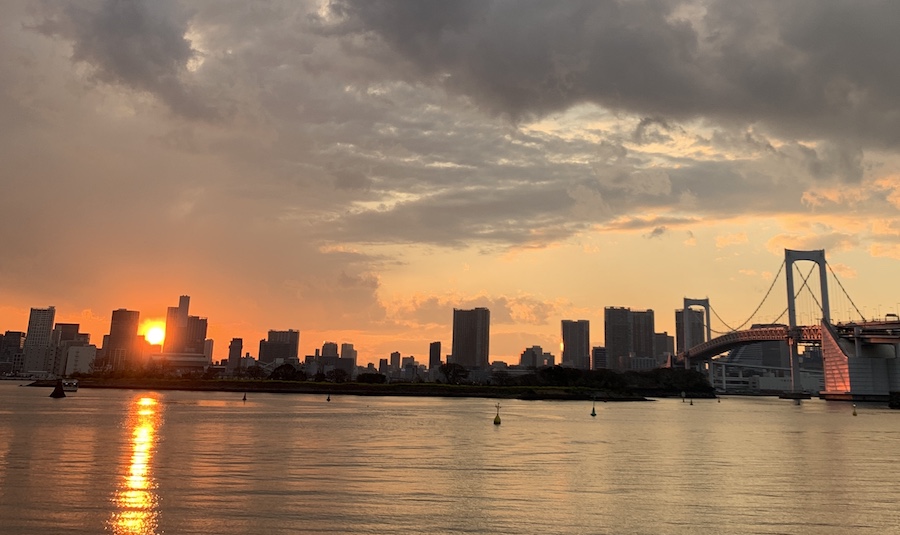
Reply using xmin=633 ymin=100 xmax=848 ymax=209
xmin=784 ymin=248 xmax=830 ymax=393
xmin=682 ymin=297 xmax=712 ymax=351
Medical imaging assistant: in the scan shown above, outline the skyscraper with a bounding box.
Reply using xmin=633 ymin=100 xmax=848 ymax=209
xmin=604 ymin=307 xmax=633 ymax=371
xmin=631 ymin=310 xmax=655 ymax=359
xmin=451 ymin=307 xmax=490 ymax=369
xmin=561 ymin=320 xmax=591 ymax=370
xmin=429 ymin=341 xmax=441 ymax=370
xmin=22 ymin=306 xmax=56 ymax=373
xmin=163 ymin=295 xmax=190 ymax=354
xmin=105 ymin=309 xmax=140 ymax=371
xmin=259 ymin=329 xmax=300 ymax=363
xmin=228 ymin=338 xmax=243 ymax=371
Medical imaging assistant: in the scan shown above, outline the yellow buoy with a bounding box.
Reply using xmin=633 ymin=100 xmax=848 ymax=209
xmin=493 ymin=402 xmax=501 ymax=425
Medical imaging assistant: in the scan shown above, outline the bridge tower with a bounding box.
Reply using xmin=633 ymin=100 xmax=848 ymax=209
xmin=784 ymin=249 xmax=831 ymax=393
xmin=681 ymin=297 xmax=712 ymax=356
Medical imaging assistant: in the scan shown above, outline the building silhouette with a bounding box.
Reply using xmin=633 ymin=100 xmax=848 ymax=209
xmin=163 ymin=296 xmax=190 ymax=354
xmin=22 ymin=306 xmax=56 ymax=374
xmin=561 ymin=320 xmax=590 ymax=370
xmin=259 ymin=330 xmax=300 ymax=363
xmin=591 ymin=346 xmax=607 ymax=369
xmin=604 ymin=307 xmax=657 ymax=371
xmin=451 ymin=307 xmax=490 ymax=369
xmin=429 ymin=341 xmax=441 ymax=370
xmin=105 ymin=309 xmax=140 ymax=371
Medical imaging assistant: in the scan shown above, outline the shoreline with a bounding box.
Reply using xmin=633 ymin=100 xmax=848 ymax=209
xmin=24 ymin=378 xmax=668 ymax=401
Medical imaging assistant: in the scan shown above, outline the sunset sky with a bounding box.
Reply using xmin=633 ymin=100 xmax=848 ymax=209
xmin=2 ymin=1 xmax=900 ymax=365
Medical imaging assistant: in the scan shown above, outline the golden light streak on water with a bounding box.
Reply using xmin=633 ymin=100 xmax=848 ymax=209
xmin=109 ymin=396 xmax=161 ymax=535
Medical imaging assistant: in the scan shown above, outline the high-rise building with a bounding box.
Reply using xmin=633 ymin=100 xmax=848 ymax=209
xmin=561 ymin=320 xmax=591 ymax=370
xmin=389 ymin=351 xmax=400 ymax=370
xmin=676 ymin=308 xmax=707 ymax=353
xmin=228 ymin=338 xmax=243 ymax=371
xmin=105 ymin=309 xmax=140 ymax=371
xmin=50 ymin=323 xmax=87 ymax=375
xmin=451 ymin=307 xmax=490 ymax=368
xmin=591 ymin=346 xmax=607 ymax=369
xmin=22 ymin=306 xmax=56 ymax=373
xmin=259 ymin=330 xmax=300 ymax=363
xmin=340 ymin=343 xmax=357 ymax=366
xmin=429 ymin=341 xmax=442 ymax=370
xmin=0 ymin=331 xmax=25 ymax=374
xmin=654 ymin=332 xmax=675 ymax=363
xmin=604 ymin=307 xmax=633 ymax=371
xmin=632 ymin=310 xmax=655 ymax=359
xmin=184 ymin=316 xmax=208 ymax=354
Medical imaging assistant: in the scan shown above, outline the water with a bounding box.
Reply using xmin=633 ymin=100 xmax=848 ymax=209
xmin=1 ymin=382 xmax=899 ymax=535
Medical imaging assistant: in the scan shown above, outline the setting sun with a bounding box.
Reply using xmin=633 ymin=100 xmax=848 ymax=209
xmin=139 ymin=320 xmax=166 ymax=346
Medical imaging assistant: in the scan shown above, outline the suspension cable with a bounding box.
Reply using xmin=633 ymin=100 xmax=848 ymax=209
xmin=827 ymin=262 xmax=867 ymax=321
xmin=710 ymin=260 xmax=786 ymax=332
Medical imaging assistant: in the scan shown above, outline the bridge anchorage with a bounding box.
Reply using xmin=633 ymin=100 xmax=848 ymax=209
xmin=677 ymin=249 xmax=900 ymax=402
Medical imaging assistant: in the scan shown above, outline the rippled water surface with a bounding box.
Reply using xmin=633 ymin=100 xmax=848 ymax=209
xmin=1 ymin=382 xmax=899 ymax=534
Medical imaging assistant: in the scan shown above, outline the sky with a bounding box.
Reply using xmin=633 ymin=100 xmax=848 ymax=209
xmin=2 ymin=0 xmax=900 ymax=366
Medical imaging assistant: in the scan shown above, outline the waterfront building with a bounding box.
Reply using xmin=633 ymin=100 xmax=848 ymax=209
xmin=163 ymin=296 xmax=190 ymax=354
xmin=0 ymin=331 xmax=25 ymax=374
xmin=519 ymin=345 xmax=554 ymax=368
xmin=227 ymin=338 xmax=243 ymax=371
xmin=451 ymin=307 xmax=490 ymax=369
xmin=561 ymin=320 xmax=591 ymax=370
xmin=429 ymin=341 xmax=441 ymax=370
xmin=604 ymin=307 xmax=632 ymax=371
xmin=592 ymin=346 xmax=607 ymax=369
xmin=22 ymin=306 xmax=56 ymax=374
xmin=258 ymin=329 xmax=300 ymax=363
xmin=104 ymin=308 xmax=140 ymax=371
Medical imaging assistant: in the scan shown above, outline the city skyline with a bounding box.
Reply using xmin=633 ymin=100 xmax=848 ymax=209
xmin=2 ymin=2 xmax=899 ymax=364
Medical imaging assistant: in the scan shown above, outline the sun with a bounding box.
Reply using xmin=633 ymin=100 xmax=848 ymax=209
xmin=146 ymin=327 xmax=165 ymax=346
xmin=140 ymin=319 xmax=166 ymax=346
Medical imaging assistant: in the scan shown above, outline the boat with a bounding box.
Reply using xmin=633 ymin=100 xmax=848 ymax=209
xmin=62 ymin=379 xmax=78 ymax=392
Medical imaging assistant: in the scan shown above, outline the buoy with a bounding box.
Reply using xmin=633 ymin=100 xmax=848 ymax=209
xmin=591 ymin=401 xmax=597 ymax=417
xmin=717 ymin=397 xmax=721 ymax=403
xmin=493 ymin=403 xmax=501 ymax=425
xmin=327 ymin=394 xmax=331 ymax=402
xmin=242 ymin=392 xmax=247 ymax=402
xmin=49 ymin=379 xmax=66 ymax=399
xmin=853 ymin=403 xmax=857 ymax=416
xmin=689 ymin=399 xmax=693 ymax=406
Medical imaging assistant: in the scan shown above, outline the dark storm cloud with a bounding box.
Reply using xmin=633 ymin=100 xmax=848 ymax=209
xmin=33 ymin=0 xmax=217 ymax=119
xmin=324 ymin=0 xmax=900 ymax=148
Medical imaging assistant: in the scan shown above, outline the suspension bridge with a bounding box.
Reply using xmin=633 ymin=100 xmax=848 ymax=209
xmin=676 ymin=249 xmax=900 ymax=401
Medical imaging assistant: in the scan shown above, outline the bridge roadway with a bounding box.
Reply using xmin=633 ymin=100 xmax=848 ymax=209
xmin=678 ymin=325 xmax=822 ymax=362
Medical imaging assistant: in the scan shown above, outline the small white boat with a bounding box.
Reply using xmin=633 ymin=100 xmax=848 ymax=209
xmin=62 ymin=379 xmax=78 ymax=392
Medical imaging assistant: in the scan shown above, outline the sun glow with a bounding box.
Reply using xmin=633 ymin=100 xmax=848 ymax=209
xmin=139 ymin=320 xmax=166 ymax=346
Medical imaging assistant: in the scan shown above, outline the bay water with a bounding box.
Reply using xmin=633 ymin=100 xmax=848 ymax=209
xmin=1 ymin=381 xmax=898 ymax=534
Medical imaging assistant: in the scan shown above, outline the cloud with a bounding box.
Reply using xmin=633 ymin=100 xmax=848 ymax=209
xmin=715 ymin=232 xmax=748 ymax=248
xmin=32 ymin=0 xmax=219 ymax=119
xmin=323 ymin=0 xmax=900 ymax=149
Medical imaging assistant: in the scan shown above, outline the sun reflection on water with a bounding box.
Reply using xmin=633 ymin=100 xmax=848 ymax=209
xmin=109 ymin=396 xmax=161 ymax=535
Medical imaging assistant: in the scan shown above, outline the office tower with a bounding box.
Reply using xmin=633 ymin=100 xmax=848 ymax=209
xmin=259 ymin=330 xmax=300 ymax=363
xmin=183 ymin=316 xmax=208 ymax=354
xmin=340 ymin=343 xmax=357 ymax=365
xmin=520 ymin=345 xmax=554 ymax=368
xmin=592 ymin=346 xmax=607 ymax=369
xmin=50 ymin=323 xmax=86 ymax=375
xmin=604 ymin=307 xmax=633 ymax=371
xmin=22 ymin=306 xmax=56 ymax=373
xmin=654 ymin=332 xmax=675 ymax=362
xmin=429 ymin=341 xmax=441 ymax=369
xmin=632 ymin=310 xmax=655 ymax=359
xmin=378 ymin=358 xmax=389 ymax=374
xmin=390 ymin=351 xmax=400 ymax=370
xmin=0 ymin=331 xmax=25 ymax=374
xmin=105 ymin=309 xmax=140 ymax=370
xmin=228 ymin=338 xmax=243 ymax=371
xmin=163 ymin=295 xmax=190 ymax=354
xmin=450 ymin=307 xmax=490 ymax=368
xmin=676 ymin=308 xmax=706 ymax=352
xmin=561 ymin=320 xmax=591 ymax=370
xmin=321 ymin=341 xmax=339 ymax=357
